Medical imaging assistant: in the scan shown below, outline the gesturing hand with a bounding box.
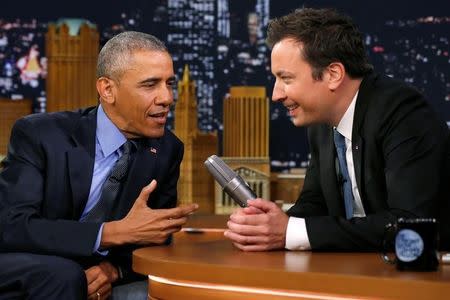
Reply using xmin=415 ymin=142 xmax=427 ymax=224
xmin=224 ymin=199 xmax=289 ymax=251
xmin=102 ymin=180 xmax=198 ymax=247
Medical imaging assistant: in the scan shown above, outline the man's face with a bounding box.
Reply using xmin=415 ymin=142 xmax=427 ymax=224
xmin=271 ymin=38 xmax=331 ymax=127
xmin=109 ymin=50 xmax=175 ymax=138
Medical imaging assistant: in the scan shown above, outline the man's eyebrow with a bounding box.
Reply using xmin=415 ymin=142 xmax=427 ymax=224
xmin=138 ymin=76 xmax=176 ymax=85
xmin=138 ymin=77 xmax=160 ymax=85
xmin=275 ymin=70 xmax=294 ymax=77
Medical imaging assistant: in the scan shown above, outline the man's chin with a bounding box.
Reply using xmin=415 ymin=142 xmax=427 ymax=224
xmin=145 ymin=128 xmax=165 ymax=138
xmin=291 ymin=117 xmax=307 ymax=127
xmin=122 ymin=128 xmax=165 ymax=139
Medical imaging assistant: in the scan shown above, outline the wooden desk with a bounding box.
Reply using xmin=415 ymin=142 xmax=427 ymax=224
xmin=133 ymin=218 xmax=450 ymax=299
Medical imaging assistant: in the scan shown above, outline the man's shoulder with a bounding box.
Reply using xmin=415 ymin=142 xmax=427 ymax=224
xmin=17 ymin=106 xmax=95 ymax=130
xmin=361 ymin=73 xmax=424 ymax=105
xmin=358 ymin=73 xmax=433 ymax=122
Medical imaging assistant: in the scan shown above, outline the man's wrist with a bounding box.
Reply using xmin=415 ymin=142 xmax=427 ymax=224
xmin=285 ymin=217 xmax=311 ymax=250
xmin=101 ymin=220 xmax=128 ymax=247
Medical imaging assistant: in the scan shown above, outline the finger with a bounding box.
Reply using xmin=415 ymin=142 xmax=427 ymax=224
xmin=229 ymin=211 xmax=269 ymax=226
xmin=225 ymin=229 xmax=269 ymax=244
xmin=165 ymin=204 xmax=199 ymax=219
xmin=98 ymin=261 xmax=119 ymax=282
xmin=178 ymin=203 xmax=199 ymax=215
xmin=135 ymin=180 xmax=157 ymax=208
xmin=164 ymin=225 xmax=183 ymax=236
xmin=227 ymin=221 xmax=267 ymax=236
xmin=232 ymin=241 xmax=270 ymax=252
xmin=230 ymin=208 xmax=245 ymax=217
xmin=243 ymin=206 xmax=265 ymax=214
xmin=156 ymin=217 xmax=187 ymax=232
xmin=98 ymin=282 xmax=112 ymax=300
xmin=84 ymin=267 xmax=100 ymax=285
xmin=87 ymin=272 xmax=108 ymax=297
xmin=247 ymin=199 xmax=279 ymax=213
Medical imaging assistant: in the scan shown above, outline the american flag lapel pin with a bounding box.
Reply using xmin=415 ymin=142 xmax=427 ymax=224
xmin=150 ymin=147 xmax=157 ymax=154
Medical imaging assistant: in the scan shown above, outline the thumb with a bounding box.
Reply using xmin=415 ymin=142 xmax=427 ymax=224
xmin=135 ymin=180 xmax=157 ymax=208
xmin=246 ymin=198 xmax=278 ymax=213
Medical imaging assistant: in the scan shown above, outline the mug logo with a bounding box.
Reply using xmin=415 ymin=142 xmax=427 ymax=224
xmin=395 ymin=229 xmax=424 ymax=262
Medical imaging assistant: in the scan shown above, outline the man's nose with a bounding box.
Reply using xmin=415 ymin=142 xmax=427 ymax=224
xmin=271 ymin=80 xmax=286 ymax=103
xmin=156 ymin=85 xmax=174 ymax=106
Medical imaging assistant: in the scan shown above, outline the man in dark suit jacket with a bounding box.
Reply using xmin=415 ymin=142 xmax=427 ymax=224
xmin=0 ymin=32 xmax=197 ymax=299
xmin=224 ymin=8 xmax=449 ymax=252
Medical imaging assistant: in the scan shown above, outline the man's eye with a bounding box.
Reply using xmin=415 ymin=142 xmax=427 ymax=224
xmin=142 ymin=82 xmax=156 ymax=88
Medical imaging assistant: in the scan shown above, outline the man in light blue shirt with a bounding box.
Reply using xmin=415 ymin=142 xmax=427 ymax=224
xmin=0 ymin=31 xmax=198 ymax=300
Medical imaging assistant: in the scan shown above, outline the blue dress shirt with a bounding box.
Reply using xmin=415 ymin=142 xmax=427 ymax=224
xmin=79 ymin=104 xmax=127 ymax=253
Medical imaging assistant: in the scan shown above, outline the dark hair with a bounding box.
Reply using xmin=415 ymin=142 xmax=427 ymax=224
xmin=267 ymin=8 xmax=373 ymax=80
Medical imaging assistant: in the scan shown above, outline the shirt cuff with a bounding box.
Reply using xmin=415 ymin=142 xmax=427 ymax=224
xmin=285 ymin=217 xmax=311 ymax=250
xmin=94 ymin=223 xmax=109 ymax=256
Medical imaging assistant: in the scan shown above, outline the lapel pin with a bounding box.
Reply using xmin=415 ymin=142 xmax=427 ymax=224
xmin=150 ymin=147 xmax=157 ymax=154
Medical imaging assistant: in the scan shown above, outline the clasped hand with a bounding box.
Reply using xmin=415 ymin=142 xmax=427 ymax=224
xmin=85 ymin=261 xmax=118 ymax=300
xmin=224 ymin=199 xmax=289 ymax=251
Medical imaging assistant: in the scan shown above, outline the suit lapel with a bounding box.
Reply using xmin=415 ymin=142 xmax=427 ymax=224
xmin=112 ymin=138 xmax=159 ymax=219
xmin=67 ymin=108 xmax=97 ymax=219
xmin=352 ymin=73 xmax=376 ymax=210
xmin=320 ymin=127 xmax=346 ymax=217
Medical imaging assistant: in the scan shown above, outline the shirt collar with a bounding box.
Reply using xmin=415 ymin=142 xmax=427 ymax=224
xmin=336 ymin=91 xmax=359 ymax=142
xmin=96 ymin=104 xmax=127 ymax=157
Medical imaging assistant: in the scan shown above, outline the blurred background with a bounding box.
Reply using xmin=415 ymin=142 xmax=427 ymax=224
xmin=1 ymin=0 xmax=449 ymax=172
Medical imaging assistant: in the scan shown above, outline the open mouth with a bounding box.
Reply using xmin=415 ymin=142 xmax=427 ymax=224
xmin=149 ymin=111 xmax=167 ymax=118
xmin=284 ymin=104 xmax=300 ymax=117
xmin=148 ymin=111 xmax=168 ymax=124
xmin=285 ymin=104 xmax=299 ymax=111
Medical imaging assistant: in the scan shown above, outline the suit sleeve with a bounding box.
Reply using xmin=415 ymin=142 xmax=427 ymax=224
xmin=287 ymin=128 xmax=329 ymax=217
xmin=0 ymin=118 xmax=100 ymax=257
xmin=292 ymin=92 xmax=448 ymax=251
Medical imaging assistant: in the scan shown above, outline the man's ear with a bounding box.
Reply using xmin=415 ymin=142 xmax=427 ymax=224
xmin=326 ymin=62 xmax=345 ymax=91
xmin=96 ymin=77 xmax=115 ymax=104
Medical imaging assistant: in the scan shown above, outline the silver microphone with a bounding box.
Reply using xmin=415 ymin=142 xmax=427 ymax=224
xmin=204 ymin=155 xmax=256 ymax=207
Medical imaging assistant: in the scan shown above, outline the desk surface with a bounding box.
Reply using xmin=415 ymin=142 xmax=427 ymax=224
xmin=133 ymin=216 xmax=450 ymax=299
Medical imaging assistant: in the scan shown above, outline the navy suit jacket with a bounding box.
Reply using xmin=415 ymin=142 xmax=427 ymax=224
xmin=0 ymin=106 xmax=183 ymax=274
xmin=287 ymin=73 xmax=450 ymax=251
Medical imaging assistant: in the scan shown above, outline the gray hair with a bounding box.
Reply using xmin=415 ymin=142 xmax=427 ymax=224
xmin=96 ymin=31 xmax=168 ymax=80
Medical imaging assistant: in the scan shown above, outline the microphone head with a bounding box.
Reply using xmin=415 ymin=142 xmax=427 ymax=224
xmin=204 ymin=155 xmax=257 ymax=207
xmin=204 ymin=155 xmax=236 ymax=187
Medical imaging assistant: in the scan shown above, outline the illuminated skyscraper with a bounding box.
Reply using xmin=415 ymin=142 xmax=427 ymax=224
xmin=167 ymin=0 xmax=270 ymax=133
xmin=174 ymin=65 xmax=218 ymax=213
xmin=167 ymin=0 xmax=216 ymax=131
xmin=216 ymin=86 xmax=270 ymax=214
xmin=255 ymin=0 xmax=269 ymax=43
xmin=46 ymin=20 xmax=98 ymax=112
xmin=217 ymin=0 xmax=230 ymax=38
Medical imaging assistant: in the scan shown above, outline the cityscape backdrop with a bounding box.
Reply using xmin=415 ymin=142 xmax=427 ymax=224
xmin=1 ymin=0 xmax=449 ymax=171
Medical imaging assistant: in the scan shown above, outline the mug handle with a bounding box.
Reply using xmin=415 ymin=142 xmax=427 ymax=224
xmin=381 ymin=222 xmax=397 ymax=264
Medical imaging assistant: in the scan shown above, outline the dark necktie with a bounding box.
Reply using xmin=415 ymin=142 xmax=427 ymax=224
xmin=333 ymin=129 xmax=354 ymax=219
xmin=84 ymin=140 xmax=135 ymax=222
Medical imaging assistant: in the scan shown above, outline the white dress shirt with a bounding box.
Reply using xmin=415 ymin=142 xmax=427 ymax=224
xmin=285 ymin=91 xmax=366 ymax=250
